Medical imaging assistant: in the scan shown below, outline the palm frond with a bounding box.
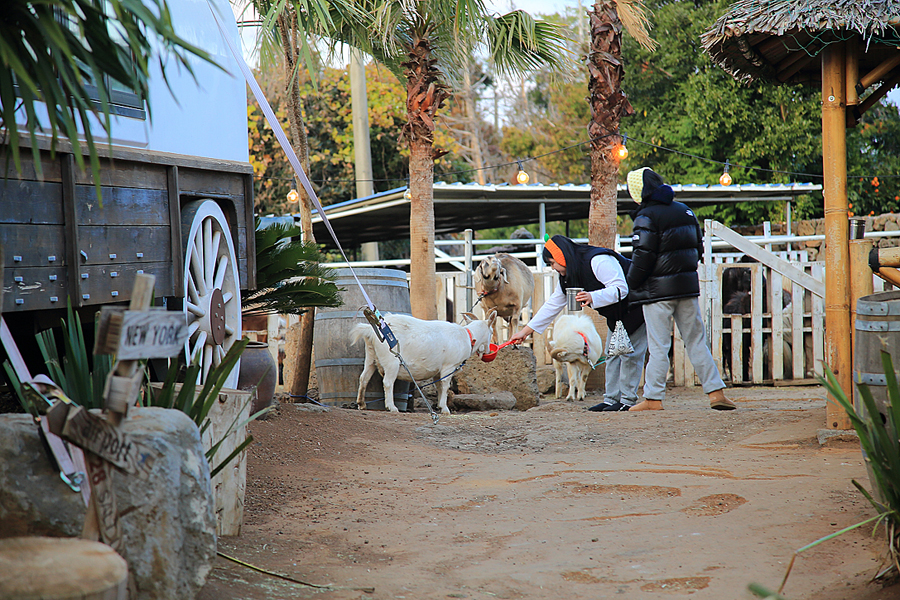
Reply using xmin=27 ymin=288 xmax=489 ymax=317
xmin=244 ymin=218 xmax=343 ymax=316
xmin=615 ymin=0 xmax=658 ymax=52
xmin=484 ymin=9 xmax=575 ymax=78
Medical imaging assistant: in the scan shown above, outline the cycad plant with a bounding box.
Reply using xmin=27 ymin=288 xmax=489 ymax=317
xmin=242 ymin=218 xmax=343 ymax=316
xmin=3 ymin=302 xmax=114 ymax=412
xmin=752 ymin=349 xmax=900 ymax=598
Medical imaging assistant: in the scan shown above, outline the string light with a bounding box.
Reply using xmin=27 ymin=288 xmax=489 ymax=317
xmin=287 ymin=189 xmax=300 ymax=203
xmin=616 ymin=134 xmax=628 ymax=160
xmin=254 ymin=128 xmax=897 ymax=188
xmin=719 ymin=161 xmax=733 ymax=186
xmin=403 ymin=188 xmax=412 ymax=200
xmin=515 ymin=160 xmax=530 ymax=185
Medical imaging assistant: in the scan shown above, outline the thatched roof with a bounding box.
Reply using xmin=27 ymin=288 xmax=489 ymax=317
xmin=702 ymin=0 xmax=900 ymax=84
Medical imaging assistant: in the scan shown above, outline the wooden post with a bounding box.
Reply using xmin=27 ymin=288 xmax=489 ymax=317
xmin=105 ymin=273 xmax=155 ymax=424
xmin=849 ymin=236 xmax=874 ymax=369
xmin=822 ymin=43 xmax=853 ymax=430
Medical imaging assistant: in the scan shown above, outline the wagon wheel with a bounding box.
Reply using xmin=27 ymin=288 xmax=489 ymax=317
xmin=180 ymin=200 xmax=242 ymax=388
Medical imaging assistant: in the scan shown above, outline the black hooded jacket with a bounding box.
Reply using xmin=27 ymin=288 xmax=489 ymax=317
xmin=625 ymin=186 xmax=703 ymax=306
xmin=549 ymin=236 xmax=644 ymax=334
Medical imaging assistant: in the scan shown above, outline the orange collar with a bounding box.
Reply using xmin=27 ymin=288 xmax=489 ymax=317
xmin=577 ymin=331 xmax=589 ymax=358
xmin=467 ymin=329 xmax=475 ymax=347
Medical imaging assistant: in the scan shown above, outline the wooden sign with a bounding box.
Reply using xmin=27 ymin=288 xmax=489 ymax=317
xmin=96 ymin=307 xmax=188 ymax=360
xmin=59 ymin=405 xmax=155 ymax=478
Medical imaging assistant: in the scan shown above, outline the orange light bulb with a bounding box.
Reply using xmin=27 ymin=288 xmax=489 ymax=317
xmin=719 ymin=171 xmax=733 ymax=186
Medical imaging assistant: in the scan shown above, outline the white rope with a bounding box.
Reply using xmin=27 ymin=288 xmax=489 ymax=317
xmin=207 ymin=2 xmax=375 ymax=311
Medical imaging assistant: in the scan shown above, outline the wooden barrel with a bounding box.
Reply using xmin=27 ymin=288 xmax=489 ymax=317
xmin=314 ymin=268 xmax=412 ymax=410
xmin=853 ymin=291 xmax=900 ymax=500
xmin=854 ymin=291 xmax=900 ymax=418
xmin=0 ymin=537 xmax=128 ymax=600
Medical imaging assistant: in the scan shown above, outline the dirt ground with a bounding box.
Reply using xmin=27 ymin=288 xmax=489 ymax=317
xmin=198 ymin=385 xmax=900 ymax=600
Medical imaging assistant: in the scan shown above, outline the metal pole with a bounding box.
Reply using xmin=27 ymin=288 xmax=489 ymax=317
xmin=786 ymin=202 xmax=792 ymax=253
xmin=350 ymin=48 xmax=379 ymax=262
xmin=822 ymin=43 xmax=852 ymax=430
xmin=849 ymin=219 xmax=873 ymax=410
xmin=464 ymin=228 xmax=473 ymax=311
xmin=538 ymin=203 xmax=546 ymax=270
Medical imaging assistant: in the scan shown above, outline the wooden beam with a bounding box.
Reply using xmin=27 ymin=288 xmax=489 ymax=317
xmin=707 ymin=221 xmax=825 ymax=298
xmin=857 ymin=69 xmax=900 ymax=117
xmin=166 ymin=166 xmax=183 ymax=297
xmin=777 ymin=53 xmax=817 ymax=84
xmin=60 ymin=154 xmax=82 ymax=308
xmin=244 ymin=172 xmax=256 ymax=290
xmin=845 ymin=35 xmax=859 ymax=106
xmin=859 ymin=52 xmax=900 ymax=89
xmin=821 ymin=43 xmax=852 ymax=430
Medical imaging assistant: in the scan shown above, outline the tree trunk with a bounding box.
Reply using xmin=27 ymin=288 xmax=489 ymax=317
xmin=587 ymin=1 xmax=634 ymax=249
xmin=279 ymin=12 xmax=316 ymax=397
xmin=409 ymin=140 xmax=437 ymax=319
xmin=401 ymin=34 xmax=449 ymax=320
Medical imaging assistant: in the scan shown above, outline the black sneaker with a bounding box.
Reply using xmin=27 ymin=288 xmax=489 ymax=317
xmin=601 ymin=401 xmax=630 ymax=412
xmin=588 ymin=402 xmax=614 ymax=412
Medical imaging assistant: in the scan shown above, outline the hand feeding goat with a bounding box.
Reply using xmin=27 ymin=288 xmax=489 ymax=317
xmin=549 ymin=314 xmax=603 ymax=401
xmin=350 ymin=310 xmax=497 ymax=414
xmin=474 ymin=253 xmax=533 ymax=343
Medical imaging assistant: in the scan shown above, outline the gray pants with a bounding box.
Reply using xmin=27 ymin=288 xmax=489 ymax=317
xmin=604 ymin=323 xmax=648 ymax=406
xmin=642 ymin=298 xmax=725 ymax=400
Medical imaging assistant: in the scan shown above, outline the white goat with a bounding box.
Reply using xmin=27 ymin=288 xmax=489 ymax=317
xmin=549 ymin=314 xmax=603 ymax=401
xmin=350 ymin=310 xmax=497 ymax=414
xmin=474 ymin=253 xmax=533 ymax=342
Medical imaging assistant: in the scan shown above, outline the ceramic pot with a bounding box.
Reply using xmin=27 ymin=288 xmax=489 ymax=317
xmin=237 ymin=341 xmax=278 ymax=413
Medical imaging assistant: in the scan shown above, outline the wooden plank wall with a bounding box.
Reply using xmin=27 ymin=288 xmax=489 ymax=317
xmin=1 ymin=147 xmax=253 ymax=315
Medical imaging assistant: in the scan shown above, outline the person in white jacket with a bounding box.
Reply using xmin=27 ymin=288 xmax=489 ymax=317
xmin=509 ymin=235 xmax=647 ymax=411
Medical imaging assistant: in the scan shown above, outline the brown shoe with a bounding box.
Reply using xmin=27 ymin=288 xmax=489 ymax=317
xmin=629 ymin=399 xmax=663 ymax=411
xmin=709 ymin=389 xmax=736 ymax=410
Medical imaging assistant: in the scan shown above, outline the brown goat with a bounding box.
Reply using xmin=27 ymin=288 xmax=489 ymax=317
xmin=474 ymin=253 xmax=533 ymax=342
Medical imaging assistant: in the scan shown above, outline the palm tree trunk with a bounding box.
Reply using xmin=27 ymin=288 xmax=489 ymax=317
xmin=409 ymin=140 xmax=437 ymax=320
xmin=279 ymin=11 xmax=316 ymax=397
xmin=402 ymin=34 xmax=449 ymax=320
xmin=587 ymin=1 xmax=634 ymax=249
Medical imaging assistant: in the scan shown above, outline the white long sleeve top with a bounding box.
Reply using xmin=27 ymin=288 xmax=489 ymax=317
xmin=526 ymin=254 xmax=628 ymax=334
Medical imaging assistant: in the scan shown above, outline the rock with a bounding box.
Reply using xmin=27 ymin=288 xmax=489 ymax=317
xmin=449 ymin=392 xmax=517 ymax=411
xmin=796 ymin=220 xmax=816 ymax=237
xmin=0 ymin=408 xmax=216 ymax=600
xmin=814 ymin=219 xmax=825 ymax=235
xmin=454 ymin=346 xmax=539 ymax=410
xmin=886 ymin=220 xmax=900 ymax=232
xmin=536 ymin=365 xmax=559 ymax=395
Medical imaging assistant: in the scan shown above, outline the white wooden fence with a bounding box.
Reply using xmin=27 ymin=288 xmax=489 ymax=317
xmin=257 ymin=223 xmax=900 ymax=389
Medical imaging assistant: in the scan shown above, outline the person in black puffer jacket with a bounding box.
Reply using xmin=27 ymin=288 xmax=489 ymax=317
xmin=625 ymin=167 xmax=735 ymax=412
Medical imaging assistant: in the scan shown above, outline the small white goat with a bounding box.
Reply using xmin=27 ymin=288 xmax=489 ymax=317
xmin=549 ymin=314 xmax=604 ymax=401
xmin=474 ymin=253 xmax=533 ymax=342
xmin=350 ymin=310 xmax=497 ymax=414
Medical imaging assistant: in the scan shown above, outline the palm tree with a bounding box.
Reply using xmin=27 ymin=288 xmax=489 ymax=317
xmin=321 ymin=0 xmax=572 ymax=319
xmin=586 ymin=0 xmax=656 ymax=248
xmin=0 ymin=0 xmax=214 ymax=186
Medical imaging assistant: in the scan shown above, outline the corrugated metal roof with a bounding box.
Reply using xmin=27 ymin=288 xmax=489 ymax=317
xmin=307 ymin=181 xmax=821 ymax=249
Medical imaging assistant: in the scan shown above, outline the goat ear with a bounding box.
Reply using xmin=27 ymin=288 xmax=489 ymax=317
xmin=486 ymin=309 xmax=497 ymax=327
xmin=500 ymin=267 xmax=508 ymax=284
xmin=461 ymin=312 xmax=477 ymax=324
